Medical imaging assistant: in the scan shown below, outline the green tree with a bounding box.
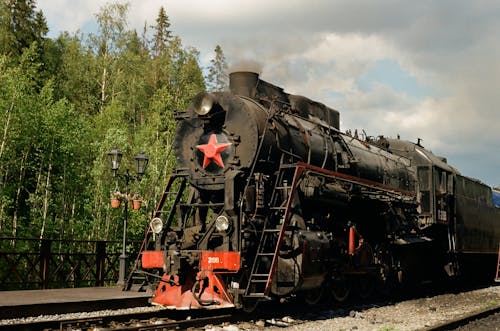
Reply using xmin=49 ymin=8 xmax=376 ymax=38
xmin=151 ymin=6 xmax=172 ymax=57
xmin=0 ymin=46 xmax=42 ymax=237
xmin=89 ymin=1 xmax=129 ymax=112
xmin=207 ymin=44 xmax=228 ymax=92
xmin=115 ymin=29 xmax=151 ymax=130
xmin=150 ymin=6 xmax=173 ymax=90
xmin=0 ymin=43 xmax=92 ymax=239
xmin=0 ymin=1 xmax=15 ymax=56
xmin=56 ymin=32 xmax=100 ymax=114
xmin=0 ymin=0 xmax=48 ymax=57
xmin=29 ymin=82 xmax=91 ymax=239
xmin=0 ymin=0 xmax=208 ymax=244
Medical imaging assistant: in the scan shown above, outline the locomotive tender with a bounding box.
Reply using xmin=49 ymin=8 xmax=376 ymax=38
xmin=139 ymin=71 xmax=500 ymax=310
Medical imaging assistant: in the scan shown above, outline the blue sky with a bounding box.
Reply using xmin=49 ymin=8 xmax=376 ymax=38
xmin=37 ymin=0 xmax=500 ymax=186
xmin=357 ymin=59 xmax=434 ymax=99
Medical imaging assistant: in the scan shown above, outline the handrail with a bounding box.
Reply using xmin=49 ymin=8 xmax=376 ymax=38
xmin=0 ymin=238 xmax=141 ymax=290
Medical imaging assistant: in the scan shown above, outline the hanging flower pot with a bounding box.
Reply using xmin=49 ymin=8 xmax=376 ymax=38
xmin=132 ymin=199 xmax=142 ymax=210
xmin=110 ymin=198 xmax=121 ymax=209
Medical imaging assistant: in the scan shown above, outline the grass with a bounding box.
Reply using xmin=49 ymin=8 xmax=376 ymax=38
xmin=482 ymin=298 xmax=500 ymax=308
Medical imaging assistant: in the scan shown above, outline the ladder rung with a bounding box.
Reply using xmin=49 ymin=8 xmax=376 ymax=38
xmin=250 ymin=279 xmax=269 ymax=283
xmin=251 ymin=273 xmax=271 ymax=278
xmin=257 ymin=252 xmax=275 ymax=256
xmin=264 ymin=229 xmax=280 ymax=233
xmin=179 ymin=203 xmax=224 ymax=207
xmin=245 ymin=293 xmax=267 ymax=297
xmin=270 ymin=206 xmax=286 ymax=210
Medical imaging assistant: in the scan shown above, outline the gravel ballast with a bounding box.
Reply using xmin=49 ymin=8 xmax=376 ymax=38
xmin=262 ymin=285 xmax=500 ymax=331
xmin=1 ymin=285 xmax=499 ymax=330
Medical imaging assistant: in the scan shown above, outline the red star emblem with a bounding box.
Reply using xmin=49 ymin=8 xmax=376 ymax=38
xmin=196 ymin=134 xmax=232 ymax=169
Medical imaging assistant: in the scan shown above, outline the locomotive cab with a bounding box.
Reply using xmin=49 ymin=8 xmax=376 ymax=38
xmin=385 ymin=138 xmax=457 ymax=229
xmin=386 ymin=137 xmax=500 ymax=278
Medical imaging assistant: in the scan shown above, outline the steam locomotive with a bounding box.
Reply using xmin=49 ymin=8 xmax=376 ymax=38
xmin=138 ymin=72 xmax=500 ymax=310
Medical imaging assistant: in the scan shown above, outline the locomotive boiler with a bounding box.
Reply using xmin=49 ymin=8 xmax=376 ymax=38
xmin=137 ymin=72 xmax=500 ymax=310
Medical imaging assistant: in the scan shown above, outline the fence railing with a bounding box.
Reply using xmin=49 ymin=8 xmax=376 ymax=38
xmin=0 ymin=238 xmax=141 ymax=290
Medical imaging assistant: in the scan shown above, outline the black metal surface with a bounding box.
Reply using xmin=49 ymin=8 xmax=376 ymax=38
xmin=139 ymin=71 xmax=500 ymax=310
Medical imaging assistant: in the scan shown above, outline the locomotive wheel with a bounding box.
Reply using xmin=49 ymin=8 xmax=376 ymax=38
xmin=303 ymin=285 xmax=325 ymax=305
xmin=374 ymin=244 xmax=398 ymax=297
xmin=356 ymin=274 xmax=375 ymax=299
xmin=242 ymin=297 xmax=260 ymax=313
xmin=376 ymin=271 xmax=399 ymax=297
xmin=330 ymin=275 xmax=351 ymax=302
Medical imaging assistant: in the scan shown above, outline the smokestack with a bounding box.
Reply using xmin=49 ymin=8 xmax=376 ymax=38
xmin=229 ymin=71 xmax=259 ymax=98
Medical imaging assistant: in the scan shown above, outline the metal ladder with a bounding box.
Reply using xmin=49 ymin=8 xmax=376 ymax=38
xmin=124 ymin=173 xmax=187 ymax=291
xmin=244 ymin=165 xmax=300 ymax=298
xmin=495 ymin=243 xmax=500 ymax=282
xmin=151 ymin=174 xmax=188 ymax=223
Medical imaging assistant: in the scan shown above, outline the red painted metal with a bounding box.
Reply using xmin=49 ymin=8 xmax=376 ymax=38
xmin=200 ymin=251 xmax=240 ymax=272
xmin=151 ymin=271 xmax=234 ymax=309
xmin=349 ymin=227 xmax=356 ymax=255
xmin=265 ymin=165 xmax=304 ymax=295
xmin=141 ymin=251 xmax=164 ymax=269
xmin=495 ymin=243 xmax=500 ymax=282
xmin=196 ymin=134 xmax=231 ymax=169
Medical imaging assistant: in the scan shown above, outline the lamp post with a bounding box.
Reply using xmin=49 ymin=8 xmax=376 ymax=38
xmin=107 ymin=147 xmax=149 ymax=286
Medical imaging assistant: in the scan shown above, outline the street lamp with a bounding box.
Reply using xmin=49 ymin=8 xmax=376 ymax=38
xmin=107 ymin=147 xmax=149 ymax=286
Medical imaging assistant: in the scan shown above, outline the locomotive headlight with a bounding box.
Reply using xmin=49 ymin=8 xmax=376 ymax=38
xmin=195 ymin=94 xmax=215 ymax=116
xmin=215 ymin=215 xmax=230 ymax=232
xmin=150 ymin=217 xmax=163 ymax=234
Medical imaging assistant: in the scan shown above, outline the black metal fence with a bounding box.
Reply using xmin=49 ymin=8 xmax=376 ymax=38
xmin=0 ymin=238 xmax=141 ymax=290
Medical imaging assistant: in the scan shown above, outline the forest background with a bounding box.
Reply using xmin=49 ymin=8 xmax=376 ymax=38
xmin=0 ymin=0 xmax=228 ymax=243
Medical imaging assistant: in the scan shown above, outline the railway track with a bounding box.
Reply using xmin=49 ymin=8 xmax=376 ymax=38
xmin=1 ymin=283 xmax=498 ymax=330
xmin=0 ymin=307 xmax=237 ymax=331
xmin=0 ymin=296 xmax=314 ymax=331
xmin=424 ymin=304 xmax=500 ymax=331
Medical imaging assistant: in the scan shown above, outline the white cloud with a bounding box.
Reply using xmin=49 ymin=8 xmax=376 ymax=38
xmin=38 ymin=0 xmax=104 ymax=35
xmin=36 ymin=0 xmax=500 ymax=185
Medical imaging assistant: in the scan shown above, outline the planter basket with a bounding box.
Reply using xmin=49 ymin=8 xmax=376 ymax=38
xmin=110 ymin=198 xmax=121 ymax=209
xmin=132 ymin=199 xmax=142 ymax=210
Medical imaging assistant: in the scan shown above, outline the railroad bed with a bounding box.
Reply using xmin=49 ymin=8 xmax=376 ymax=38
xmin=0 ymin=286 xmax=150 ymax=319
xmin=261 ymin=284 xmax=500 ymax=331
xmin=0 ymin=284 xmax=499 ymax=330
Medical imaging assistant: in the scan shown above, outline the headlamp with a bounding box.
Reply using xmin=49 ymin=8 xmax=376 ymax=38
xmin=195 ymin=94 xmax=215 ymax=116
xmin=215 ymin=215 xmax=230 ymax=232
xmin=150 ymin=217 xmax=163 ymax=234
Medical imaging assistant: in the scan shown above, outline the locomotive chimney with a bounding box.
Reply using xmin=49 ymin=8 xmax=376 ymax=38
xmin=229 ymin=71 xmax=259 ymax=98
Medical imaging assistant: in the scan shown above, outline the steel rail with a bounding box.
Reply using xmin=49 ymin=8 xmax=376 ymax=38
xmin=0 ymin=308 xmax=235 ymax=331
xmin=423 ymin=304 xmax=500 ymax=331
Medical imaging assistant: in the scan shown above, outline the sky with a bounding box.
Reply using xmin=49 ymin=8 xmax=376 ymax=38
xmin=37 ymin=0 xmax=500 ymax=186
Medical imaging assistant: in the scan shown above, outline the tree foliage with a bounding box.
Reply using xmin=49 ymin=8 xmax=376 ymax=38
xmin=0 ymin=0 xmax=48 ymax=57
xmin=151 ymin=6 xmax=172 ymax=57
xmin=207 ymin=45 xmax=228 ymax=92
xmin=0 ymin=0 xmax=213 ymax=242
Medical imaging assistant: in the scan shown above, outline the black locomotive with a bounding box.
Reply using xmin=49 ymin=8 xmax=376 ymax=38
xmin=138 ymin=72 xmax=500 ymax=309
